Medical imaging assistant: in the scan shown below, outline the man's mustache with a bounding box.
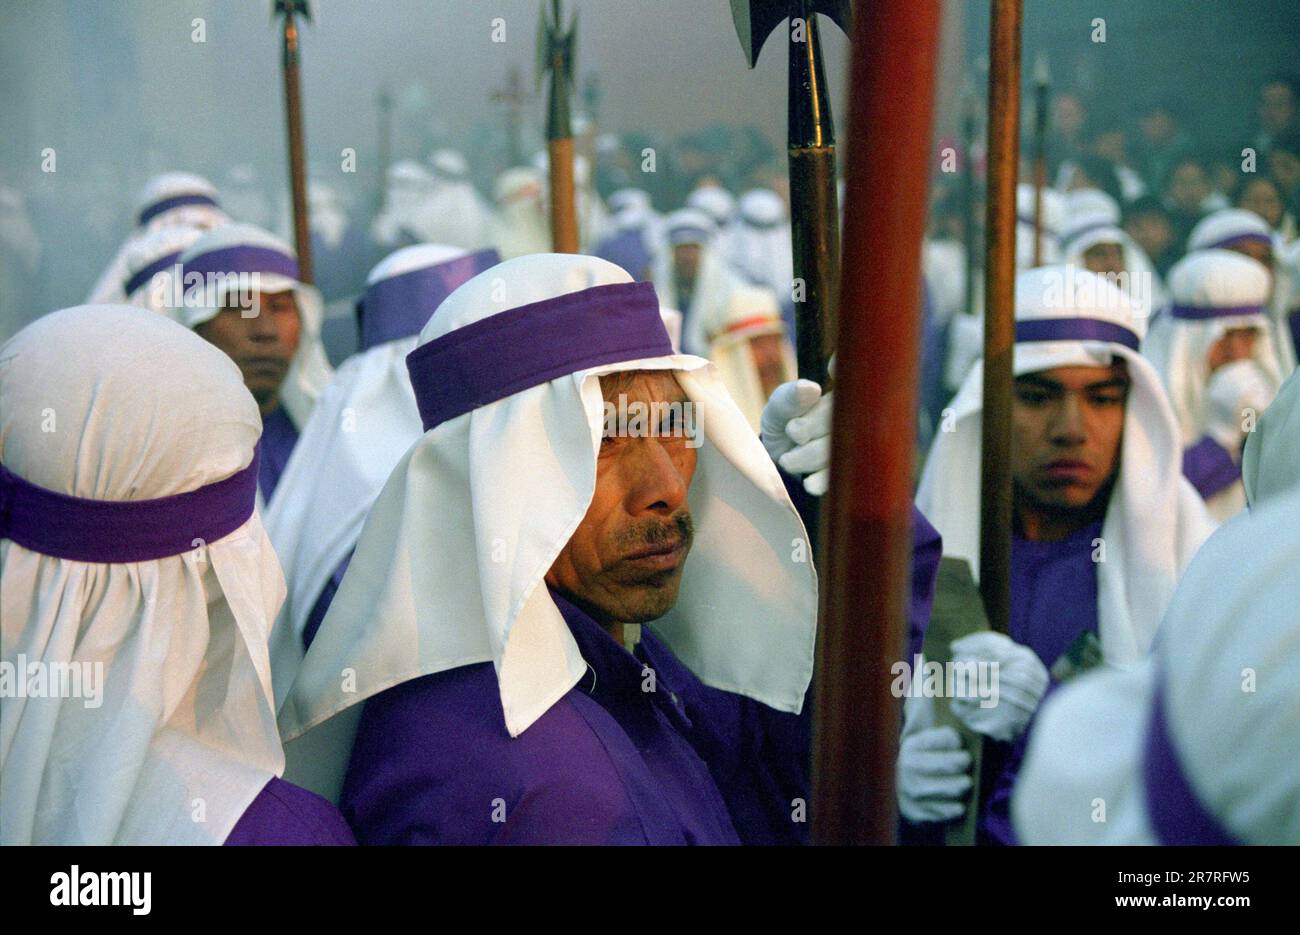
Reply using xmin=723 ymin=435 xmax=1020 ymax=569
xmin=617 ymin=511 xmax=694 ymax=551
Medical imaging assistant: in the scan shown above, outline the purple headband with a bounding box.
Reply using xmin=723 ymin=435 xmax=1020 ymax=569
xmin=1169 ymin=303 xmax=1266 ymax=321
xmin=1062 ymin=220 xmax=1119 ymax=246
xmin=357 ymin=249 xmax=500 ymax=351
xmin=406 ymin=280 xmax=673 ymax=433
xmin=123 ymin=250 xmax=182 ymax=298
xmin=138 ymin=193 xmax=219 ymax=226
xmin=181 ymin=245 xmax=299 ymax=284
xmin=668 ymin=226 xmax=712 ymax=246
xmin=1204 ymin=233 xmax=1271 ymax=252
xmin=0 ymin=451 xmax=258 ymax=564
xmin=1014 ymin=317 xmax=1141 ymax=352
xmin=1143 ymin=681 xmax=1241 ymax=846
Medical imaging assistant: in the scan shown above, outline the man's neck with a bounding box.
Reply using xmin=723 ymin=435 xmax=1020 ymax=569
xmin=1014 ymin=489 xmax=1107 ymax=543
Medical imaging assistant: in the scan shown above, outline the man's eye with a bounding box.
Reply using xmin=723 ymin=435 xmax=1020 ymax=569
xmin=1015 ymin=389 xmax=1049 ymax=405
xmin=1090 ymin=393 xmax=1125 ymax=406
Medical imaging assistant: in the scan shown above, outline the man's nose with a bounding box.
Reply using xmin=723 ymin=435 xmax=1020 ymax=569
xmin=626 ymin=438 xmax=688 ymax=515
xmin=246 ymin=305 xmax=280 ymax=341
xmin=1048 ymin=394 xmax=1087 ymax=444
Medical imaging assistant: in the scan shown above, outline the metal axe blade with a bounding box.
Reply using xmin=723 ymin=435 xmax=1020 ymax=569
xmin=728 ymin=0 xmax=853 ymax=67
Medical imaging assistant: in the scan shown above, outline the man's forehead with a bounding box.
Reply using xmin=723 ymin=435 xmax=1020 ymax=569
xmin=598 ymin=369 xmax=686 ymax=401
xmin=1017 ymin=362 xmax=1129 ymax=387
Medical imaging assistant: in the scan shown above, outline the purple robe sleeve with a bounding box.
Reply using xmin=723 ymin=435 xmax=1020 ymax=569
xmin=257 ymin=405 xmax=300 ymax=502
xmin=224 ymin=777 xmax=357 ymax=845
xmin=909 ymin=505 xmax=943 ymax=663
xmin=1182 ymin=434 xmax=1240 ymax=500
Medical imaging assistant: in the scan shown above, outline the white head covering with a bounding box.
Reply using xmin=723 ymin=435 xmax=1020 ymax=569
xmin=277 ymin=254 xmax=817 ymax=801
xmin=421 ymin=149 xmax=493 ymax=250
xmin=1015 ymin=182 xmax=1066 ymax=268
xmin=916 ymin=266 xmax=1215 ymax=666
xmin=1142 ymin=249 xmax=1281 ymax=445
xmin=653 ymin=209 xmax=737 ymax=356
xmin=1242 ymin=364 xmax=1300 ymax=508
xmin=730 ymin=189 xmax=794 ymax=299
xmin=371 ymin=160 xmax=435 ymax=248
xmin=1015 ymin=480 xmax=1300 ymax=844
xmin=0 ymin=305 xmax=284 ymax=844
xmin=1187 ymin=208 xmax=1274 ymax=254
xmin=703 ymin=283 xmax=796 ymax=432
xmin=176 ymin=223 xmax=334 ymax=431
xmin=263 ymin=243 xmax=497 ymax=703
xmin=122 ymin=224 xmax=206 ymax=319
xmin=85 ymin=172 xmax=229 ymax=305
xmin=488 ymin=167 xmax=551 ymax=259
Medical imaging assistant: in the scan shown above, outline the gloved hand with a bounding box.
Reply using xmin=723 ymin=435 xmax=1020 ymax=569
xmin=759 ymin=377 xmax=832 ymax=496
xmin=896 ymin=676 xmax=972 ymax=823
xmin=1204 ymin=359 xmax=1275 ymax=456
xmin=948 ymin=631 xmax=1049 ymax=742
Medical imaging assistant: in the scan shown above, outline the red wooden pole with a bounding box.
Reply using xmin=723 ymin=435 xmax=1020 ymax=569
xmin=811 ymin=0 xmax=942 ymax=845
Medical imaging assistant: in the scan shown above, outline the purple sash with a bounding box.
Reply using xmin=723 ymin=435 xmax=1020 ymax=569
xmin=0 ymin=452 xmax=259 ymax=563
xmin=406 ymin=281 xmax=672 ymax=433
xmin=357 ymin=249 xmax=500 ymax=351
xmin=1014 ymin=317 xmax=1141 ymax=352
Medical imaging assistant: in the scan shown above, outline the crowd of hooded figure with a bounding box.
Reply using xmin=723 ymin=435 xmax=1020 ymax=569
xmin=2 ymin=72 xmax=1300 ymax=846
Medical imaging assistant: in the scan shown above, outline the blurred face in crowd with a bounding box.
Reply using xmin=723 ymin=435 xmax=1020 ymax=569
xmin=545 ymin=370 xmax=698 ymax=630
xmin=1140 ymin=109 xmax=1178 ymax=146
xmin=195 ymin=289 xmax=301 ymax=415
xmin=1011 ymin=363 xmax=1128 ymax=539
xmin=1270 ymin=147 xmax=1300 ymax=197
xmin=672 ymin=243 xmax=702 ymax=284
xmin=1124 ymin=210 xmax=1174 ymax=260
xmin=1237 ymin=178 xmax=1285 ymax=229
xmin=1091 ymin=129 xmax=1127 ymax=164
xmin=1260 ymin=81 xmax=1297 ymax=134
xmin=1206 ymin=327 xmax=1260 ymax=374
xmin=749 ymin=333 xmax=788 ymax=397
xmin=1224 ymin=236 xmax=1275 ymax=272
xmin=1166 ymin=162 xmax=1211 ymax=213
xmin=1053 ymin=94 xmax=1087 ymax=140
xmin=1082 ymin=241 xmax=1125 ymax=276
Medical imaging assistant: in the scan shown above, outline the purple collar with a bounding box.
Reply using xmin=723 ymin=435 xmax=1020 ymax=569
xmin=138 ymin=193 xmax=219 ymax=226
xmin=1014 ymin=316 xmax=1140 ymax=352
xmin=0 ymin=451 xmax=259 ymax=563
xmin=1169 ymin=303 xmax=1266 ymax=321
xmin=357 ymin=249 xmax=500 ymax=351
xmin=1143 ymin=680 xmax=1241 ymax=845
xmin=405 ymin=281 xmax=673 ymax=433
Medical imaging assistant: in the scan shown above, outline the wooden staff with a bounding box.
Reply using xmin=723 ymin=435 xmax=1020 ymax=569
xmin=810 ymin=0 xmax=941 ymax=845
xmin=538 ymin=0 xmax=579 ymax=253
xmin=979 ymin=0 xmax=1022 ymax=636
xmin=275 ymin=0 xmax=313 ymax=283
xmin=1031 ymin=53 xmax=1050 ymax=267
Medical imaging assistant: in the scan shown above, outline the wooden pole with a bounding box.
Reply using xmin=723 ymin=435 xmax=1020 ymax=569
xmin=978 ymin=0 xmax=1022 ymax=636
xmin=1031 ymin=54 xmax=1049 ymax=267
xmin=810 ymin=0 xmax=941 ymax=846
xmin=279 ymin=2 xmax=313 ymax=283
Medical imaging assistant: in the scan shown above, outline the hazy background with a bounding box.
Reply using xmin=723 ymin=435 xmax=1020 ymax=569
xmin=1 ymin=0 xmax=1297 ymax=332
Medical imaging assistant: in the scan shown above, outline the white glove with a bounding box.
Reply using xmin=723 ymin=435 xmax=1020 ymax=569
xmin=948 ymin=631 xmax=1049 ymax=742
xmin=896 ymin=675 xmax=972 ymax=823
xmin=897 ymin=725 xmax=973 ymax=823
xmin=1204 ymin=359 xmax=1275 ymax=455
xmin=759 ymin=379 xmax=832 ymax=496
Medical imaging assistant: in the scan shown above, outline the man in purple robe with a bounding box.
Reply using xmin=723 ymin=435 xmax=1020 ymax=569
xmin=279 ymin=253 xmax=822 ymax=844
xmin=176 ymin=223 xmax=334 ymax=503
xmin=908 ymin=267 xmax=1215 ymax=844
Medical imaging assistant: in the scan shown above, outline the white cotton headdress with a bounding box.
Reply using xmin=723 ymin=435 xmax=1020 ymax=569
xmin=1015 ymin=482 xmax=1300 ymax=845
xmin=1187 ymin=208 xmax=1273 ymax=253
xmin=915 ymin=266 xmax=1215 ymax=666
xmin=122 ymin=224 xmax=206 ymax=319
xmin=278 ymin=254 xmax=818 ymax=802
xmin=1141 ymin=249 xmax=1280 ymax=445
xmin=704 ymin=283 xmax=795 ymax=432
xmin=175 ymin=223 xmax=334 ymax=432
xmin=1015 ymin=183 xmax=1066 ymax=268
xmin=0 ymin=305 xmax=285 ymax=844
xmin=263 ymin=243 xmax=497 ymax=705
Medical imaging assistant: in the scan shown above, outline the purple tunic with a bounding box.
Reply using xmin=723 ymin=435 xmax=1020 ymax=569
xmin=339 ymin=589 xmax=813 ymax=845
xmin=980 ymin=519 xmax=1102 ymax=845
xmin=224 ymin=777 xmax=357 ymax=845
xmin=257 ymin=405 xmax=300 ymax=502
xmin=1182 ymin=434 xmax=1240 ymax=500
